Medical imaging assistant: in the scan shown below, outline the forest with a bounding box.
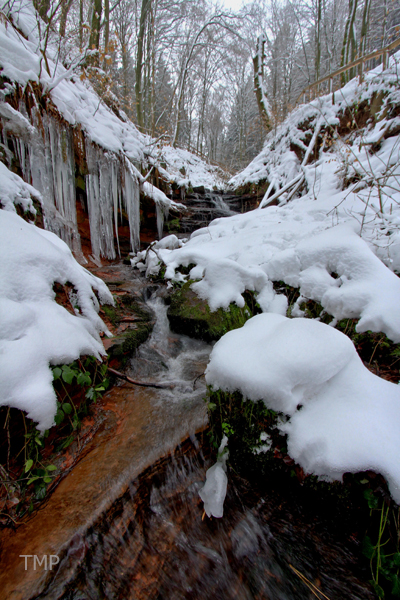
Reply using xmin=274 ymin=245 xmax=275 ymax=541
xmin=1 ymin=0 xmax=400 ymax=598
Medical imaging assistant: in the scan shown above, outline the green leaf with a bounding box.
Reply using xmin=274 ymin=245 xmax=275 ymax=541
xmin=62 ymin=371 xmax=75 ymax=385
xmin=364 ymin=489 xmax=379 ymax=509
xmin=54 ymin=409 xmax=65 ymax=425
xmin=25 ymin=459 xmax=34 ymax=473
xmin=43 ymin=476 xmax=52 ymax=484
xmin=58 ymin=435 xmax=74 ymax=450
xmin=77 ymin=372 xmax=91 ymax=386
xmin=392 ymin=574 xmax=400 ymax=597
xmin=95 ymin=385 xmax=105 ymax=392
xmin=370 ymin=580 xmax=385 ymax=598
xmin=35 ymin=485 xmax=47 ymax=500
xmin=207 ymin=402 xmax=217 ymax=411
xmin=62 ymin=402 xmax=72 ymax=415
xmin=52 ymin=367 xmax=62 ymax=380
xmin=27 ymin=476 xmax=39 ymax=485
xmin=35 ymin=436 xmax=42 ymax=446
xmin=85 ymin=387 xmax=95 ymax=400
xmin=46 ymin=465 xmax=57 ymax=472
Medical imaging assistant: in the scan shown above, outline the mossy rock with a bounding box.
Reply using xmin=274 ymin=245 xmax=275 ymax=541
xmin=105 ymin=295 xmax=154 ymax=364
xmin=107 ymin=321 xmax=154 ymax=362
xmin=167 ymin=281 xmax=252 ymax=342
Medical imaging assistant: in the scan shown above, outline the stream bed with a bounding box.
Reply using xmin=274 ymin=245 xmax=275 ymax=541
xmin=0 ymin=270 xmax=374 ymax=600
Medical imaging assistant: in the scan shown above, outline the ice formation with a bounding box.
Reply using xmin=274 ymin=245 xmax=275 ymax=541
xmin=199 ymin=436 xmax=229 ymax=518
xmin=0 ymin=210 xmax=113 ymax=431
xmin=206 ymin=314 xmax=400 ymax=503
xmin=0 ymin=0 xmax=224 ymax=260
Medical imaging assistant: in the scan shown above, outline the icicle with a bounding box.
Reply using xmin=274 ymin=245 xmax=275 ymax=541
xmin=155 ymin=202 xmax=170 ymax=240
xmin=112 ymin=160 xmax=120 ymax=257
xmin=123 ymin=160 xmax=140 ymax=253
xmin=16 ymin=108 xmax=83 ymax=258
xmin=85 ymin=141 xmax=118 ymax=260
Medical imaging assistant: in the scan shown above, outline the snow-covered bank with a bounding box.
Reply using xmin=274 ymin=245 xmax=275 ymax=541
xmin=0 ymin=210 xmax=113 ymax=431
xmin=206 ymin=313 xmax=400 ymax=503
xmin=135 ymin=56 xmax=400 ymax=502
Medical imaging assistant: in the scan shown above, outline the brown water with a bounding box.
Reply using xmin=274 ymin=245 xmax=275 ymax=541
xmin=0 ymin=285 xmax=374 ymax=600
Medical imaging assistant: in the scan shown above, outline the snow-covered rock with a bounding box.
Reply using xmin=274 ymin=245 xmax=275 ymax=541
xmin=206 ymin=313 xmax=400 ymax=503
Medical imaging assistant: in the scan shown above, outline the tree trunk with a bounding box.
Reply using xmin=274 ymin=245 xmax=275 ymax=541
xmin=59 ymin=0 xmax=74 ymax=37
xmin=252 ymin=35 xmax=271 ymax=132
xmin=89 ymin=0 xmax=103 ymax=64
xmin=135 ymin=0 xmax=152 ymax=130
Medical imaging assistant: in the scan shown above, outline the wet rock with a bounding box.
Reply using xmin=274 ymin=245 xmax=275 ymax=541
xmin=167 ymin=281 xmax=251 ymax=342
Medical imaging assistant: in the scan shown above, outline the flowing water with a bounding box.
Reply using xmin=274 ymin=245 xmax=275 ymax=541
xmin=0 ymin=280 xmax=374 ymax=600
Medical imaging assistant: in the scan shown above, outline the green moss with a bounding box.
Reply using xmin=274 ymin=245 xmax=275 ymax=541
xmin=167 ymin=281 xmax=254 ymax=342
xmin=166 ymin=217 xmax=180 ymax=232
xmin=103 ymin=305 xmax=118 ymax=325
xmin=120 ymin=323 xmax=154 ymax=354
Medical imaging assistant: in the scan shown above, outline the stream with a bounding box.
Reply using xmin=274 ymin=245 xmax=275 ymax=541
xmin=0 ymin=275 xmax=374 ymax=600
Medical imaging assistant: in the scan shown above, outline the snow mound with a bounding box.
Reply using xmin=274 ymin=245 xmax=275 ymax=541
xmin=0 ymin=161 xmax=40 ymax=214
xmin=0 ymin=210 xmax=113 ymax=431
xmin=206 ymin=313 xmax=400 ymax=502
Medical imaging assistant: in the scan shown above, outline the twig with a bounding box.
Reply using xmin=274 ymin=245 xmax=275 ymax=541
xmin=193 ymin=372 xmax=205 ymax=390
xmin=289 ymin=564 xmax=331 ymax=600
xmin=107 ymin=367 xmax=173 ymax=389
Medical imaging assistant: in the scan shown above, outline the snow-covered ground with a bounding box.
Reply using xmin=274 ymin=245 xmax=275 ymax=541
xmin=135 ymin=56 xmax=400 ymax=504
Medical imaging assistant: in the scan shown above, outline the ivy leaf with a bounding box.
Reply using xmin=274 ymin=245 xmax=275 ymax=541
xmin=62 ymin=403 xmax=72 ymax=415
xmin=43 ymin=476 xmax=52 ymax=484
xmin=85 ymin=387 xmax=95 ymax=400
xmin=54 ymin=409 xmax=65 ymax=425
xmin=24 ymin=459 xmax=34 ymax=473
xmin=35 ymin=485 xmax=47 ymax=500
xmin=392 ymin=574 xmax=400 ymax=597
xmin=77 ymin=372 xmax=91 ymax=386
xmin=27 ymin=475 xmax=39 ymax=485
xmin=363 ymin=489 xmax=379 ymax=509
xmin=46 ymin=465 xmax=57 ymax=472
xmin=52 ymin=367 xmax=62 ymax=380
xmin=62 ymin=366 xmax=76 ymax=384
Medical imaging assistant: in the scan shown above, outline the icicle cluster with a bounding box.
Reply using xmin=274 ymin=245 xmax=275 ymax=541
xmin=85 ymin=142 xmax=140 ymax=259
xmin=1 ymin=102 xmax=142 ymax=261
xmin=9 ymin=106 xmax=82 ymax=257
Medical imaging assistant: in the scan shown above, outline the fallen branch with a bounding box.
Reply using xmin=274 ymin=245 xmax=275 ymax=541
xmin=107 ymin=367 xmax=173 ymax=389
xmin=260 ymin=117 xmax=323 ymax=209
xmin=259 ymin=173 xmax=304 ymax=208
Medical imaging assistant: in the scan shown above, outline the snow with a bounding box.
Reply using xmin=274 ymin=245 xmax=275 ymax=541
xmin=0 ymin=210 xmax=113 ymax=431
xmin=0 ymin=160 xmax=39 ymax=214
xmin=134 ymin=55 xmax=400 ymax=501
xmin=199 ymin=436 xmax=229 ymax=518
xmin=135 ymin=55 xmax=400 ymax=342
xmin=205 ymin=313 xmax=400 ymax=503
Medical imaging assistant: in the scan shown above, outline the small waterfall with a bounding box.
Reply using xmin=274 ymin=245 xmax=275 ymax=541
xmin=206 ymin=191 xmax=235 ymax=217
